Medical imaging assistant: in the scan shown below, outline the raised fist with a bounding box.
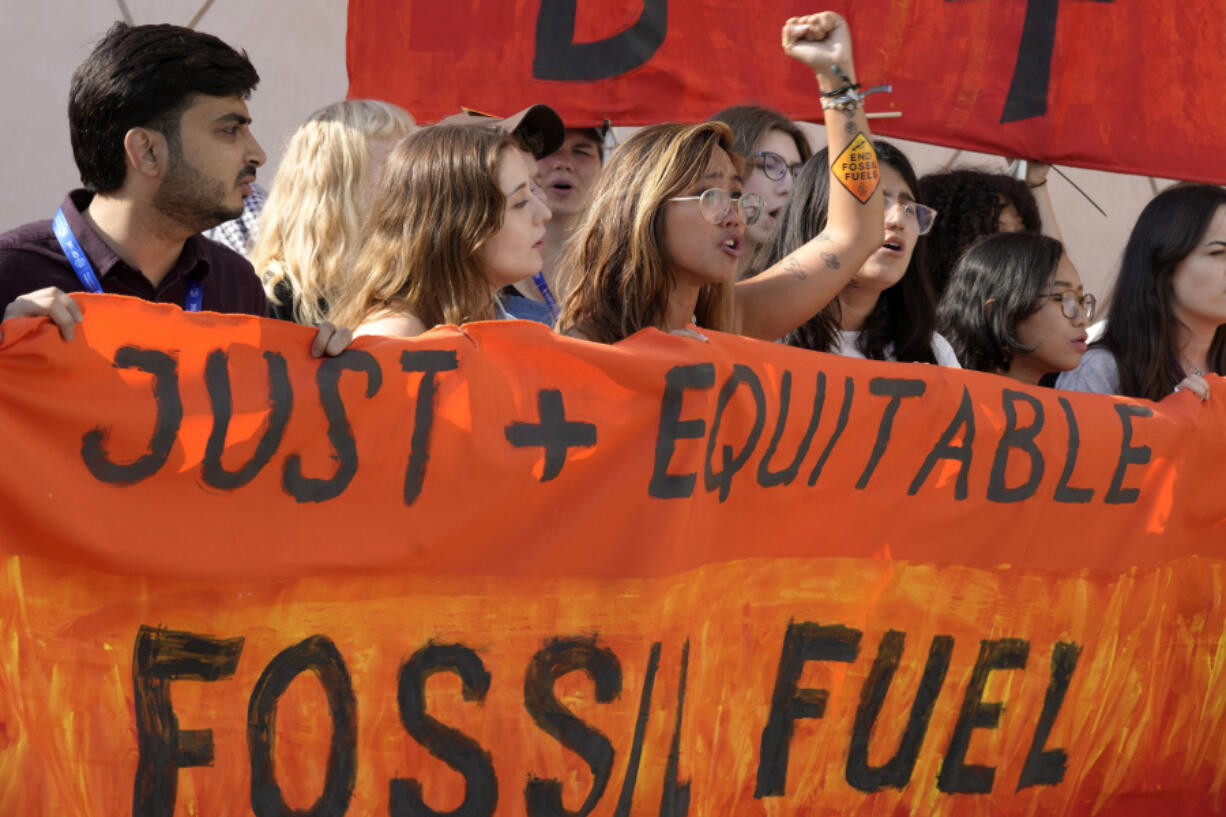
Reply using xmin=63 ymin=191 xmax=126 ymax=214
xmin=782 ymin=12 xmax=854 ymax=79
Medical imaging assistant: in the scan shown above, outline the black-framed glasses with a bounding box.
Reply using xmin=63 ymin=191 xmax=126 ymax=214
xmin=751 ymin=151 xmax=803 ymax=182
xmin=669 ymin=189 xmax=764 ymax=226
xmin=883 ymin=191 xmax=938 ymax=235
xmin=1042 ymin=290 xmax=1096 ymax=321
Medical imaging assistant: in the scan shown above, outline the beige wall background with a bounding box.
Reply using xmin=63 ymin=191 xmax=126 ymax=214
xmin=1 ymin=1 xmax=1172 ymax=306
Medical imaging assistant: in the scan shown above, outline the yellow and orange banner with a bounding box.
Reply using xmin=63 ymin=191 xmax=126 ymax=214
xmin=0 ymin=295 xmax=1223 ymax=816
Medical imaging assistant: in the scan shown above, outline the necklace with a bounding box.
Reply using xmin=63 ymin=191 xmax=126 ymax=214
xmin=1178 ymin=355 xmax=1205 ymax=377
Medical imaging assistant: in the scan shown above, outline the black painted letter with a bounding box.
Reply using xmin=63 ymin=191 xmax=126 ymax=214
xmin=283 ymin=350 xmax=382 ymax=503
xmin=755 ymin=622 xmax=861 ymax=798
xmin=202 ymin=350 xmax=293 ymax=490
xmin=401 ymin=350 xmax=460 ymax=505
xmin=534 ymin=0 xmax=668 ymax=81
xmin=847 ymin=632 xmax=954 ymax=792
xmin=1053 ymin=397 xmax=1093 ymax=503
xmin=1017 ymin=641 xmax=1081 ymax=790
xmin=82 ymin=347 xmax=182 ymax=485
xmin=1105 ymin=404 xmax=1152 ymax=504
xmin=909 ymin=387 xmax=975 ymax=499
xmin=132 ymin=625 xmax=243 ymax=817
xmin=704 ymin=364 xmax=766 ymax=502
xmin=524 ymin=636 xmax=622 ymax=817
xmin=392 ymin=643 xmax=496 ymax=817
xmin=857 ymin=378 xmax=926 ymax=489
xmin=650 ymin=364 xmax=715 ymax=499
xmin=987 ymin=390 xmax=1045 ymax=503
xmin=248 ymin=635 xmax=357 ymax=817
xmin=937 ymin=638 xmax=1028 ymax=794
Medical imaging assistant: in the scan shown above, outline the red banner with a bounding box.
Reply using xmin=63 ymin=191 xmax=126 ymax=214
xmin=347 ymin=0 xmax=1226 ymax=184
xmin=1 ymin=296 xmax=1225 ymax=815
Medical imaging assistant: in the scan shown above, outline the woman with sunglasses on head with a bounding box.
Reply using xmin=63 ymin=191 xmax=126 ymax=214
xmin=558 ymin=12 xmax=883 ymax=344
xmin=757 ymin=139 xmax=956 ymax=365
xmin=939 ymin=232 xmax=1092 ymax=384
xmin=1056 ymin=183 xmax=1226 ymax=401
xmin=329 ymin=125 xmax=552 ymax=338
xmin=708 ymin=105 xmax=813 ymax=277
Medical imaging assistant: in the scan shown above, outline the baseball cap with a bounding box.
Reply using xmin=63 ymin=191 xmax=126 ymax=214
xmin=436 ymin=104 xmax=565 ymax=159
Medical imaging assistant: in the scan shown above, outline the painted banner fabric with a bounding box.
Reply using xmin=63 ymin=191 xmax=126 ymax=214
xmin=0 ymin=295 xmax=1223 ymax=816
xmin=347 ymin=0 xmax=1226 ymax=185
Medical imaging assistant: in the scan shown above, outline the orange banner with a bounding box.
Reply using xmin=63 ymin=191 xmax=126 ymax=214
xmin=0 ymin=295 xmax=1223 ymax=816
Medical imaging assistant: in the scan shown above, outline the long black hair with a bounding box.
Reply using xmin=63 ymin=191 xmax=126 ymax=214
xmin=756 ymin=140 xmax=938 ymax=363
xmin=1099 ymin=183 xmax=1226 ymax=399
xmin=937 ymin=232 xmax=1064 ymax=372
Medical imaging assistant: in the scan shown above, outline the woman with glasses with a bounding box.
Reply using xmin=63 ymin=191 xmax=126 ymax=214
xmin=757 ymin=140 xmax=957 ymax=365
xmin=708 ymin=105 xmax=812 ymax=277
xmin=329 ymin=125 xmax=552 ymax=337
xmin=1056 ymin=183 xmax=1226 ymax=400
xmin=939 ymin=232 xmax=1091 ymax=384
xmin=558 ymin=12 xmax=883 ymax=344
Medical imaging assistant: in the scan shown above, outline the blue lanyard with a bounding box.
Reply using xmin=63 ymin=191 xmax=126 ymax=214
xmin=52 ymin=207 xmax=203 ymax=312
xmin=532 ymin=272 xmax=561 ymax=321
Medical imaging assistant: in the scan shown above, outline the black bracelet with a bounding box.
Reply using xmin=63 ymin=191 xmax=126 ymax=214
xmin=1028 ymin=180 xmax=1047 ymax=189
xmin=821 ymin=81 xmax=861 ymax=99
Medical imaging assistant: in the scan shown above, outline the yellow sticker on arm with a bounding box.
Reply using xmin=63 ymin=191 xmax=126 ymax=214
xmin=832 ymin=133 xmax=880 ymax=204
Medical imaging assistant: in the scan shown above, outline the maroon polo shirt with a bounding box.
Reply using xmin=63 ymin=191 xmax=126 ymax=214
xmin=0 ymin=190 xmax=268 ymax=317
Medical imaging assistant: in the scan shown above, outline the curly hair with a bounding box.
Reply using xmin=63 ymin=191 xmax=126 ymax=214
xmin=917 ymin=169 xmax=1041 ymax=298
xmin=757 ymin=140 xmax=938 ymax=363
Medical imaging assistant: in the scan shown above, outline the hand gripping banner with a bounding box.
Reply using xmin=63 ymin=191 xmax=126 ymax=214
xmin=0 ymin=295 xmax=1223 ymax=816
xmin=347 ymin=0 xmax=1226 ymax=184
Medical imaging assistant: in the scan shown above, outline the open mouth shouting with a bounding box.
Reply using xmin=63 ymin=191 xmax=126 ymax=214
xmin=721 ymin=234 xmax=743 ymax=257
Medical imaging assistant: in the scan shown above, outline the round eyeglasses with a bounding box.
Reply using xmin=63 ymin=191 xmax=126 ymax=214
xmin=883 ymin=191 xmax=938 ymax=235
xmin=751 ymin=151 xmax=803 ymax=182
xmin=1041 ymin=290 xmax=1096 ymax=321
xmin=669 ymin=189 xmax=764 ymax=226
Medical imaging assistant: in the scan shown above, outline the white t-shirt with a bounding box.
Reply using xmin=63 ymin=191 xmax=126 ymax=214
xmin=1055 ymin=346 xmax=1120 ymax=395
xmin=834 ymin=329 xmax=962 ymax=368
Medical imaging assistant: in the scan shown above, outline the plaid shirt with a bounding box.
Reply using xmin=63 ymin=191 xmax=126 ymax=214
xmin=202 ymin=183 xmax=268 ymax=257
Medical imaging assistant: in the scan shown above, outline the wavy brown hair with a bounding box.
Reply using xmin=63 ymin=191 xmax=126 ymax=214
xmin=557 ymin=122 xmax=739 ymax=343
xmin=330 ymin=125 xmax=512 ymax=330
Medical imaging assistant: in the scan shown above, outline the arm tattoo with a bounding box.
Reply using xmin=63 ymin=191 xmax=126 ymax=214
xmin=844 ymin=120 xmax=858 ymax=135
xmin=821 ymin=252 xmax=841 ymax=271
xmin=784 ymin=256 xmax=807 ymax=281
xmin=815 ymin=231 xmax=833 ymax=244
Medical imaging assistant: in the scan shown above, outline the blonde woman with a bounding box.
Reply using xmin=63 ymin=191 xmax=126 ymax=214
xmin=251 ymin=99 xmax=415 ymax=324
xmin=329 ymin=125 xmax=552 ymax=337
xmin=558 ymin=12 xmax=884 ymax=343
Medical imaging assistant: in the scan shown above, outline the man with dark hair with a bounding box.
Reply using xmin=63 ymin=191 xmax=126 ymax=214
xmin=0 ymin=22 xmax=347 ymax=356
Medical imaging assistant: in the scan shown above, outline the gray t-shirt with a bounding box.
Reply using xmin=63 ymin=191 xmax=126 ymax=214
xmin=1055 ymin=346 xmax=1120 ymax=394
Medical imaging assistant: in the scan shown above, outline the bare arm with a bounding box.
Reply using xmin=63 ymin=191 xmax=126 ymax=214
xmin=734 ymin=11 xmax=884 ymax=340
